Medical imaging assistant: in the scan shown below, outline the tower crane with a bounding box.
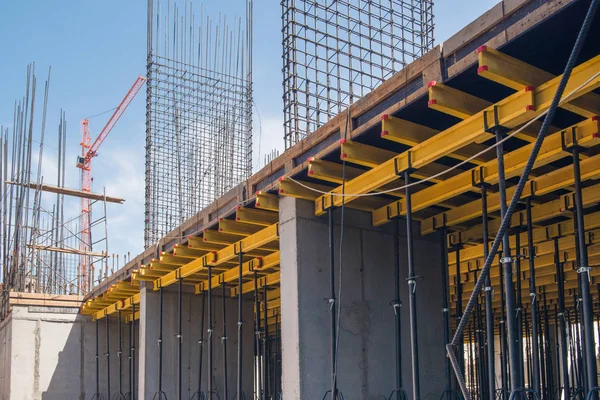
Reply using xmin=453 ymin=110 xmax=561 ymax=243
xmin=77 ymin=75 xmax=146 ymax=294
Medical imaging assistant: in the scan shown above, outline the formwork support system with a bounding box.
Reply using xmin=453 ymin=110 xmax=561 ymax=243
xmin=177 ymin=277 xmax=183 ymax=400
xmin=566 ymin=129 xmax=599 ymax=396
xmin=221 ymin=282 xmax=229 ymax=400
xmin=236 ymin=249 xmax=245 ymax=400
xmin=444 ymin=0 xmax=599 ymax=396
xmin=391 ymin=218 xmax=407 ymax=400
xmin=480 ymin=180 xmax=496 ymax=400
xmin=327 ymin=209 xmax=339 ymax=400
xmin=254 ymin=272 xmax=263 ymax=400
xmin=526 ymin=199 xmax=541 ymax=397
xmin=106 ymin=315 xmax=111 ymax=400
xmin=439 ymin=225 xmax=453 ymax=400
xmin=155 ymin=286 xmax=166 ymax=399
xmin=404 ymin=170 xmax=421 ymax=400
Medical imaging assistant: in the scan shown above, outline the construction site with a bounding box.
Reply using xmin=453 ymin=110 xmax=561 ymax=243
xmin=1 ymin=0 xmax=600 ymax=399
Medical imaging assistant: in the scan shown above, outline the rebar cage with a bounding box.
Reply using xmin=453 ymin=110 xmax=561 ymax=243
xmin=144 ymin=0 xmax=252 ymax=248
xmin=281 ymin=0 xmax=435 ymax=149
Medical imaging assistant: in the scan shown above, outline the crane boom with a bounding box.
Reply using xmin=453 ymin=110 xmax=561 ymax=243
xmin=78 ymin=75 xmax=146 ymax=168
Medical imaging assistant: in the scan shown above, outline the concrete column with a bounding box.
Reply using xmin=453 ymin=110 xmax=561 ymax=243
xmin=138 ymin=282 xmax=160 ymax=400
xmin=138 ymin=281 xmax=254 ymax=400
xmin=279 ymin=197 xmax=446 ymax=399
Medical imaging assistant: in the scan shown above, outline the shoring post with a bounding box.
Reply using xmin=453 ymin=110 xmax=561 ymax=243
xmin=118 ymin=310 xmax=124 ymax=397
xmin=543 ymin=292 xmax=554 ymax=399
xmin=537 ymin=301 xmax=547 ymax=398
xmin=197 ymin=291 xmax=206 ymax=397
xmin=575 ymin=292 xmax=587 ymax=392
xmin=474 ymin=272 xmax=487 ymax=399
xmin=106 ymin=315 xmax=111 ymax=400
xmin=254 ymin=272 xmax=263 ymax=400
xmin=492 ymin=125 xmax=522 ymax=394
xmin=390 ymin=217 xmax=405 ymax=399
xmin=131 ymin=302 xmax=136 ymax=400
xmin=454 ymin=239 xmax=464 ymax=376
xmin=514 ymin=217 xmax=525 ymax=385
xmin=569 ymin=138 xmax=598 ymax=397
xmin=328 ymin=207 xmax=339 ymax=400
xmin=95 ymin=319 xmax=101 ymax=399
xmin=553 ymin=303 xmax=562 ymax=395
xmin=221 ymin=282 xmax=229 ymax=400
xmin=480 ymin=182 xmax=496 ymax=399
xmin=526 ymin=199 xmax=541 ymax=397
xmin=275 ymin=311 xmax=280 ymax=397
xmin=157 ymin=286 xmax=164 ymax=398
xmin=207 ymin=264 xmax=214 ymax=398
xmin=236 ymin=249 xmax=245 ymax=399
xmin=554 ymin=237 xmax=570 ymax=399
xmin=178 ymin=277 xmax=183 ymax=400
xmin=263 ymin=283 xmax=269 ymax=399
xmin=128 ymin=309 xmax=133 ymax=400
xmin=499 ymin=261 xmax=508 ymax=400
xmin=404 ymin=170 xmax=421 ymax=400
xmin=440 ymin=226 xmax=452 ymax=400
xmin=524 ymin=309 xmax=532 ymax=387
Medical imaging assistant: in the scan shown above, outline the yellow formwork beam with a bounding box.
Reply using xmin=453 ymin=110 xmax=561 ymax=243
xmin=447 ymin=182 xmax=600 ymax=245
xmin=427 ymin=81 xmax=544 ymax=142
xmin=255 ymin=298 xmax=281 ymax=311
xmin=423 ymin=152 xmax=600 ymax=231
xmin=380 ymin=115 xmax=493 ymax=165
xmin=125 ymin=311 xmax=140 ymax=323
xmin=340 ymin=140 xmax=458 ymax=183
xmin=454 ymin=255 xmax=600 ymax=305
xmin=477 ymin=46 xmax=600 ymax=117
xmin=313 ymin=54 xmax=600 ymax=215
xmin=93 ymin=292 xmax=141 ymax=320
xmin=230 ymin=271 xmax=281 ymax=296
xmin=451 ymin=231 xmax=600 ymax=277
xmin=235 ymin=206 xmax=279 ymax=226
xmin=374 ymin=117 xmax=599 ymax=228
xmin=308 ymin=158 xmax=405 ymax=198
xmin=187 ymin=237 xmax=226 ymax=251
xmin=218 ymin=218 xmax=263 ymax=236
xmin=448 ymin=211 xmax=600 ymax=265
xmin=173 ymin=244 xmax=209 ymax=258
xmin=193 ymin=251 xmax=280 ymax=294
xmin=255 ymin=191 xmax=279 ymax=212
xmin=203 ymin=230 xmax=245 ymax=245
xmin=308 ymin=157 xmax=364 ymax=184
xmin=154 ymin=223 xmax=280 ymax=290
xmin=428 ymin=80 xmax=491 ymax=120
xmin=279 ymin=176 xmax=390 ymax=212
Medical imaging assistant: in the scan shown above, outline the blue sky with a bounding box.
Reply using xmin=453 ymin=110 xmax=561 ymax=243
xmin=0 ymin=0 xmax=498 ymax=271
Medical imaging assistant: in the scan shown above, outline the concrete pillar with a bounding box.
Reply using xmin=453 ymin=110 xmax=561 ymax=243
xmin=138 ymin=281 xmax=254 ymax=400
xmin=279 ymin=197 xmax=446 ymax=399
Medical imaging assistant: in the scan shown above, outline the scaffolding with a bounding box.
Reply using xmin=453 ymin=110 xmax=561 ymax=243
xmin=0 ymin=65 xmax=127 ymax=317
xmin=281 ymin=0 xmax=435 ymax=149
xmin=144 ymin=0 xmax=253 ymax=248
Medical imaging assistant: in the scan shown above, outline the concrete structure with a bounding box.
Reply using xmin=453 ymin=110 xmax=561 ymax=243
xmin=3 ymin=0 xmax=600 ymax=399
xmin=279 ymin=197 xmax=446 ymax=399
xmin=137 ymin=283 xmax=255 ymax=399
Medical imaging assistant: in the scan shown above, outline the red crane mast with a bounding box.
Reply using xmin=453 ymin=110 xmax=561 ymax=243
xmin=78 ymin=75 xmax=146 ymax=294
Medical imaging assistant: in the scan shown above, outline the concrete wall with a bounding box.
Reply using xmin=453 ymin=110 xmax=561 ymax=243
xmin=279 ymin=197 xmax=447 ymax=399
xmin=0 ymin=302 xmax=138 ymax=400
xmin=138 ymin=282 xmax=254 ymax=400
xmin=0 ymin=313 xmax=12 ymax=400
